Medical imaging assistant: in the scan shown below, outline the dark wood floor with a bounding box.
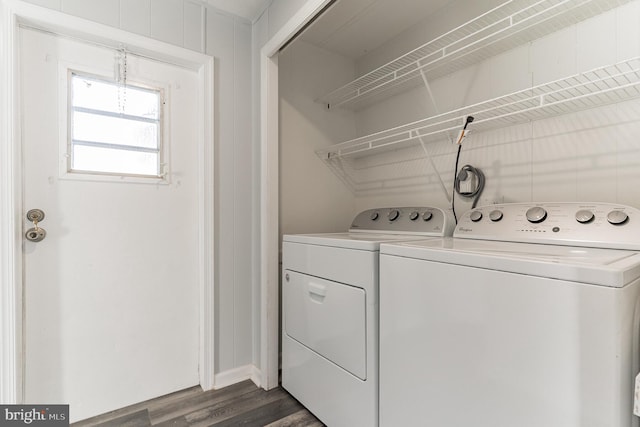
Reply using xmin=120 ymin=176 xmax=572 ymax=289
xmin=71 ymin=380 xmax=324 ymax=427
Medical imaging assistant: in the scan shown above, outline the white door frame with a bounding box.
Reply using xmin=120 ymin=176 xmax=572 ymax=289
xmin=0 ymin=0 xmax=215 ymax=403
xmin=259 ymin=0 xmax=334 ymax=390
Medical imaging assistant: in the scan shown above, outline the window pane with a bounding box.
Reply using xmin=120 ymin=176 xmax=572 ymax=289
xmin=68 ymin=71 xmax=164 ymax=179
xmin=72 ymin=74 xmax=159 ymax=119
xmin=72 ymin=145 xmax=159 ymax=176
xmin=73 ymin=111 xmax=158 ymax=149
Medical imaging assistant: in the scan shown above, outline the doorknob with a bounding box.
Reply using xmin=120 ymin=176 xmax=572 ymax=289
xmin=25 ymin=209 xmax=46 ymax=242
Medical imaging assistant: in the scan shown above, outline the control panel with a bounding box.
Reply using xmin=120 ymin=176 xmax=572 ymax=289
xmin=455 ymin=202 xmax=640 ymax=249
xmin=350 ymin=207 xmax=455 ymax=236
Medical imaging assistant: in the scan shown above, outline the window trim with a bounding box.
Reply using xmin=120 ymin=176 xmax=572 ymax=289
xmin=60 ymin=65 xmax=170 ymax=184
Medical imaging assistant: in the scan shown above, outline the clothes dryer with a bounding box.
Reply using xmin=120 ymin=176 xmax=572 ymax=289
xmin=379 ymin=202 xmax=640 ymax=427
xmin=282 ymin=207 xmax=454 ymax=427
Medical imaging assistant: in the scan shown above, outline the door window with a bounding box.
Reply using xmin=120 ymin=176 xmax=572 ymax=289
xmin=68 ymin=72 xmax=165 ymax=178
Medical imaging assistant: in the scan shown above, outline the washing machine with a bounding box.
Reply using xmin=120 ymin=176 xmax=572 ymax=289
xmin=379 ymin=202 xmax=640 ymax=427
xmin=282 ymin=207 xmax=454 ymax=427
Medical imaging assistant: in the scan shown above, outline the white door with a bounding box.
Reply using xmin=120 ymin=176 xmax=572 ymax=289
xmin=20 ymin=27 xmax=201 ymax=422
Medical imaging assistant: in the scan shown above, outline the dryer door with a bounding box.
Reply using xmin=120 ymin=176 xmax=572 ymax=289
xmin=283 ymin=270 xmax=366 ymax=380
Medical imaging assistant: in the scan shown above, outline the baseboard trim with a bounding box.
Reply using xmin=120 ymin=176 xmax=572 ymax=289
xmin=251 ymin=365 xmax=262 ymax=388
xmin=214 ymin=364 xmax=262 ymax=390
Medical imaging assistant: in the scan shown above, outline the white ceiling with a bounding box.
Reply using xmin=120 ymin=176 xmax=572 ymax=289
xmin=204 ymin=0 xmax=272 ymax=22
xmin=299 ymin=0 xmax=453 ymax=59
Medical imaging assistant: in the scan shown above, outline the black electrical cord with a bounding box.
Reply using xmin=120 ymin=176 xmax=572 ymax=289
xmin=454 ymin=164 xmax=485 ymax=208
xmin=452 ymin=116 xmax=474 ymax=223
xmin=452 ymin=144 xmax=463 ymax=223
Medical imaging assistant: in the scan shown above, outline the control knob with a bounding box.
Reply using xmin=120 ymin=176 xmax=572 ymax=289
xmin=370 ymin=211 xmax=379 ymax=221
xmin=388 ymin=209 xmax=400 ymax=222
xmin=575 ymin=209 xmax=594 ymax=224
xmin=422 ymin=211 xmax=433 ymax=221
xmin=409 ymin=211 xmax=420 ymax=221
xmin=526 ymin=206 xmax=547 ymax=223
xmin=489 ymin=210 xmax=503 ymax=222
xmin=469 ymin=211 xmax=483 ymax=222
xmin=607 ymin=210 xmax=629 ymax=225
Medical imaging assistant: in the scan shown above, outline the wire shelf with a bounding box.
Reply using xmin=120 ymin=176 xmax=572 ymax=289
xmin=317 ymin=0 xmax=633 ymax=110
xmin=316 ymin=58 xmax=640 ymax=192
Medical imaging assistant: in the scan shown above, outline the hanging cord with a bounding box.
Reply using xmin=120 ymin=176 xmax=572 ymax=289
xmin=454 ymin=164 xmax=485 ymax=209
xmin=451 ymin=116 xmax=474 ymax=223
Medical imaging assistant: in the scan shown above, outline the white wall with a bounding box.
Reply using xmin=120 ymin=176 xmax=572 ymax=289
xmin=205 ymin=8 xmax=254 ymax=375
xmin=24 ymin=0 xmax=206 ymax=52
xmin=279 ymin=41 xmax=357 ymax=239
xmin=251 ymin=1 xmax=268 ymax=378
xmin=19 ymin=0 xmax=255 ymax=378
xmin=349 ymin=0 xmax=640 ymax=215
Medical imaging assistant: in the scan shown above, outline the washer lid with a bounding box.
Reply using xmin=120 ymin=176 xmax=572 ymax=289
xmin=380 ymin=238 xmax=640 ymax=287
xmin=283 ymin=232 xmax=436 ymax=251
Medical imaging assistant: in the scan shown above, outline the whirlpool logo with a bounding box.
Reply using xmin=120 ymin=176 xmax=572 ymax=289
xmin=1 ymin=405 xmax=68 ymax=426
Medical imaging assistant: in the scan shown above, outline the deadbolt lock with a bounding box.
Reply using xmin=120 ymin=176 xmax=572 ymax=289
xmin=26 ymin=209 xmax=45 ymax=223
